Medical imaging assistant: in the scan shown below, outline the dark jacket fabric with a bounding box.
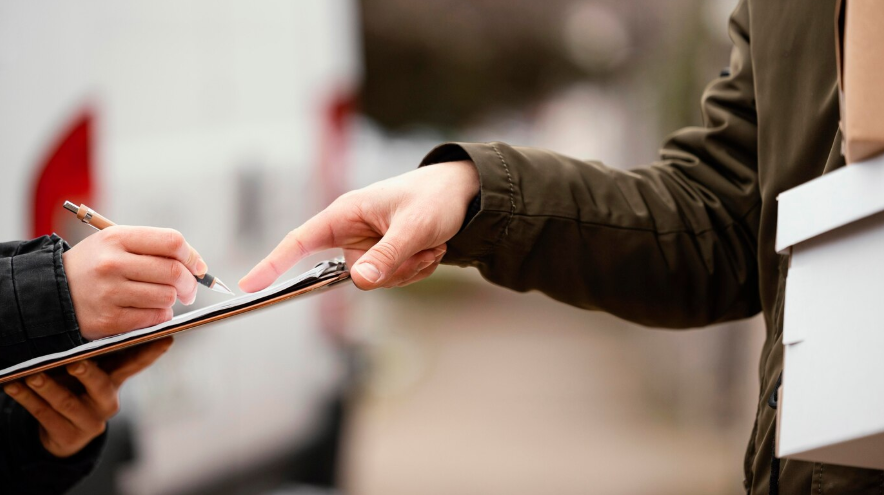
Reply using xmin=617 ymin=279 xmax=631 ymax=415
xmin=0 ymin=235 xmax=84 ymax=369
xmin=424 ymin=0 xmax=882 ymax=493
xmin=0 ymin=235 xmax=105 ymax=494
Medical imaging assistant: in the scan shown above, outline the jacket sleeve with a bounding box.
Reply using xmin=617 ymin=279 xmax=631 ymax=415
xmin=422 ymin=0 xmax=760 ymax=329
xmin=0 ymin=391 xmax=106 ymax=494
xmin=0 ymin=234 xmax=84 ymax=369
xmin=0 ymin=237 xmax=103 ymax=491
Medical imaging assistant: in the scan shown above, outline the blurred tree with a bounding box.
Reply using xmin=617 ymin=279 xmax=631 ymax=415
xmin=362 ymin=0 xmax=628 ymax=130
xmin=358 ymin=0 xmax=729 ymax=132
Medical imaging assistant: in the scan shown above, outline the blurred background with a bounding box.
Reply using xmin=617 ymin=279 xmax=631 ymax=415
xmin=0 ymin=1 xmax=764 ymax=494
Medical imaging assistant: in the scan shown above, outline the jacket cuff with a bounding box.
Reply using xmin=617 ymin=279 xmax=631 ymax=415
xmin=420 ymin=142 xmax=520 ymax=266
xmin=0 ymin=235 xmax=83 ymax=368
xmin=1 ymin=392 xmax=106 ymax=494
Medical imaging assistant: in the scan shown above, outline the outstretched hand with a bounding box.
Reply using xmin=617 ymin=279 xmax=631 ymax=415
xmin=239 ymin=160 xmax=479 ymax=292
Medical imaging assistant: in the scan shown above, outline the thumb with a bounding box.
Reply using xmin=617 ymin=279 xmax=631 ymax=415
xmin=351 ymin=223 xmax=428 ymax=289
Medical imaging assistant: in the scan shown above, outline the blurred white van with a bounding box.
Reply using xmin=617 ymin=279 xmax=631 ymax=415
xmin=0 ymin=1 xmax=360 ymax=493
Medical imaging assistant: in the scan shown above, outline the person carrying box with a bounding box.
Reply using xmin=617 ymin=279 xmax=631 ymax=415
xmin=240 ymin=0 xmax=884 ymax=492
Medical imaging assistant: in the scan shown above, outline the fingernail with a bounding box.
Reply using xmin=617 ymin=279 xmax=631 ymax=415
xmin=355 ymin=262 xmax=381 ymax=283
xmin=196 ymin=258 xmax=208 ymax=276
xmin=70 ymin=363 xmax=86 ymax=375
xmin=417 ymin=260 xmax=434 ymax=271
xmin=28 ymin=375 xmax=44 ymax=387
xmin=5 ymin=384 xmax=20 ymax=395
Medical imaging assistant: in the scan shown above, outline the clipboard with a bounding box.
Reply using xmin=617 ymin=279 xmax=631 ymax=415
xmin=0 ymin=259 xmax=351 ymax=385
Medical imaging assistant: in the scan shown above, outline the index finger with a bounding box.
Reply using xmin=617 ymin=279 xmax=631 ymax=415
xmin=110 ymin=226 xmax=207 ymax=277
xmin=238 ymin=212 xmax=335 ymax=293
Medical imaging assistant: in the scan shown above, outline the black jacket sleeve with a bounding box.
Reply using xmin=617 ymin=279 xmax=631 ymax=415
xmin=0 ymin=234 xmax=84 ymax=369
xmin=0 ymin=391 xmax=106 ymax=495
xmin=0 ymin=235 xmax=105 ymax=493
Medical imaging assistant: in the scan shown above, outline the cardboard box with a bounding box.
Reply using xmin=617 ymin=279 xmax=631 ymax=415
xmin=836 ymin=0 xmax=884 ymax=163
xmin=775 ymin=153 xmax=884 ymax=470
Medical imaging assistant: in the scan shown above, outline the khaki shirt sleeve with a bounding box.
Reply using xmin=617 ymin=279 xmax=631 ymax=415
xmin=420 ymin=0 xmax=760 ymax=328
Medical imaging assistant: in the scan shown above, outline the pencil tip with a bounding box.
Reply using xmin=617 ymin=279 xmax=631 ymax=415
xmin=212 ymin=279 xmax=235 ymax=296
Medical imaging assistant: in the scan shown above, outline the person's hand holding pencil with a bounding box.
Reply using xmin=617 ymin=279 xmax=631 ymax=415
xmin=62 ymin=226 xmax=209 ymax=340
xmin=59 ymin=201 xmax=232 ymax=341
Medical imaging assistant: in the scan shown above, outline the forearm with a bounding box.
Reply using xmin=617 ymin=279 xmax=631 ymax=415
xmin=426 ymin=142 xmax=759 ymax=328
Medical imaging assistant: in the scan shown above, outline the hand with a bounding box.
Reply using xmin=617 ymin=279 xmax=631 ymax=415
xmin=63 ymin=227 xmax=208 ymax=340
xmin=2 ymin=338 xmax=173 ymax=458
xmin=239 ymin=160 xmax=480 ymax=291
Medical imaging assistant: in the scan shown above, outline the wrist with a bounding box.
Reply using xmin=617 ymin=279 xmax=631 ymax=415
xmin=438 ymin=159 xmax=480 ymax=205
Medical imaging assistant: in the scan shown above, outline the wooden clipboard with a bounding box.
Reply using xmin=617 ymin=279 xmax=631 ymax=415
xmin=0 ymin=260 xmax=351 ymax=385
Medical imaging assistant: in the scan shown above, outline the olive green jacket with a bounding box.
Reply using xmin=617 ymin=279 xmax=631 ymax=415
xmin=423 ymin=0 xmax=882 ymax=493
